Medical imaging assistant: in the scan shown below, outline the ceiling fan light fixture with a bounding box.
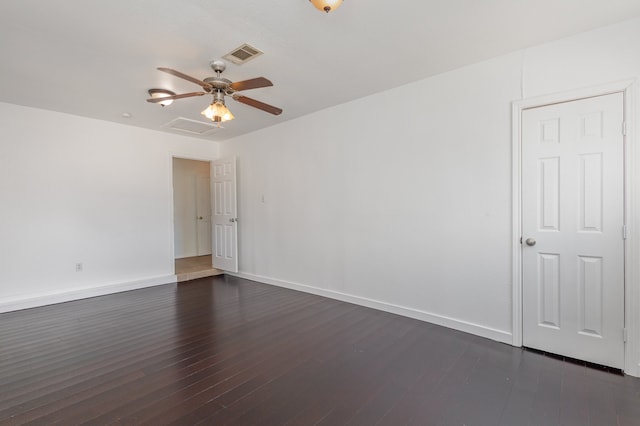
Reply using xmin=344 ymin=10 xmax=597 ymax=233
xmin=309 ymin=0 xmax=343 ymax=13
xmin=201 ymin=101 xmax=234 ymax=125
xmin=148 ymin=89 xmax=176 ymax=106
xmin=150 ymin=62 xmax=282 ymax=122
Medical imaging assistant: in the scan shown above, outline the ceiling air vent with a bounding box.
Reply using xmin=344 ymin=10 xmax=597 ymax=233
xmin=223 ymin=43 xmax=263 ymax=65
xmin=163 ymin=117 xmax=219 ymax=135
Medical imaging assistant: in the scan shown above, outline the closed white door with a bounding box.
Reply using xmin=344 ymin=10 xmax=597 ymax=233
xmin=522 ymin=93 xmax=625 ymax=369
xmin=196 ymin=175 xmax=212 ymax=256
xmin=211 ymin=157 xmax=238 ymax=272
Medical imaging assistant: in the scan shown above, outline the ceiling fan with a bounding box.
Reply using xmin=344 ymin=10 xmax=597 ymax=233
xmin=147 ymin=59 xmax=282 ymax=124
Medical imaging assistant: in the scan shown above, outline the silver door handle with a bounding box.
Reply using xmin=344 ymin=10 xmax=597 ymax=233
xmin=525 ymin=238 xmax=536 ymax=246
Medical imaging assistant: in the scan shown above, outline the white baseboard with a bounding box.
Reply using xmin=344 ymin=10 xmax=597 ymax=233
xmin=0 ymin=274 xmax=177 ymax=313
xmin=229 ymin=271 xmax=513 ymax=345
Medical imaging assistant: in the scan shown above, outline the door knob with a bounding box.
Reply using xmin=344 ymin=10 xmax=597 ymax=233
xmin=199 ymin=216 xmax=203 ymax=220
xmin=525 ymin=238 xmax=536 ymax=246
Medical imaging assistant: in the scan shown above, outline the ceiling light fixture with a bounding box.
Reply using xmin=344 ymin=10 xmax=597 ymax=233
xmin=201 ymin=92 xmax=234 ymax=127
xmin=309 ymin=0 xmax=343 ymax=13
xmin=147 ymin=89 xmax=176 ymax=106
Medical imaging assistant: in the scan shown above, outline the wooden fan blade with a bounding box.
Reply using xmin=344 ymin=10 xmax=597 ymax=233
xmin=146 ymin=92 xmax=206 ymax=103
xmin=157 ymin=67 xmax=210 ymax=89
xmin=233 ymin=95 xmax=282 ymax=115
xmin=229 ymin=77 xmax=273 ymax=92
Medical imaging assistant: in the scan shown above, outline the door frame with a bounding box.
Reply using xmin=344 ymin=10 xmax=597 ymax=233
xmin=168 ymin=153 xmax=216 ymax=274
xmin=511 ymin=79 xmax=640 ymax=376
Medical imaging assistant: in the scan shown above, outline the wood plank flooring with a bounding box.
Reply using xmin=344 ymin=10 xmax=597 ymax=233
xmin=1 ymin=275 xmax=639 ymax=425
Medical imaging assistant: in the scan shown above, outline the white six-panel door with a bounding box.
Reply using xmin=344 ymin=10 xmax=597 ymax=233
xmin=211 ymin=157 xmax=238 ymax=273
xmin=522 ymin=93 xmax=625 ymax=369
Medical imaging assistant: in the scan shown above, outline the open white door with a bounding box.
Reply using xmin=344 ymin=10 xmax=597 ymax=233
xmin=521 ymin=93 xmax=625 ymax=369
xmin=211 ymin=157 xmax=238 ymax=272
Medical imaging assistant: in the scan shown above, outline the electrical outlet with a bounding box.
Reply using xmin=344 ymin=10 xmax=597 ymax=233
xmin=75 ymin=263 xmax=83 ymax=272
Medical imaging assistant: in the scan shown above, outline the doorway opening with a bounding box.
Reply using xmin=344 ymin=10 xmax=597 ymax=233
xmin=172 ymin=157 xmax=223 ymax=282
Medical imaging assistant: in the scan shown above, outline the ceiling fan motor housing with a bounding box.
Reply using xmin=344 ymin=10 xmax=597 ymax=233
xmin=203 ymin=76 xmax=232 ymax=92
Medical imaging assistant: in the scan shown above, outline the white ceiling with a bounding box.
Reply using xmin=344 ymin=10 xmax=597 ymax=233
xmin=1 ymin=0 xmax=639 ymax=142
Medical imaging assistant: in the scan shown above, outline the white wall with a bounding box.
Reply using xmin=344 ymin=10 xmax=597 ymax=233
xmin=0 ymin=103 xmax=219 ymax=311
xmin=173 ymin=157 xmax=211 ymax=258
xmin=220 ymin=18 xmax=640 ymax=349
xmin=523 ymin=18 xmax=640 ymax=97
xmin=222 ymin=52 xmax=521 ymax=342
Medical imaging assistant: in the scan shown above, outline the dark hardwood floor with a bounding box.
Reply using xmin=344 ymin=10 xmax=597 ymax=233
xmin=1 ymin=276 xmax=639 ymax=425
